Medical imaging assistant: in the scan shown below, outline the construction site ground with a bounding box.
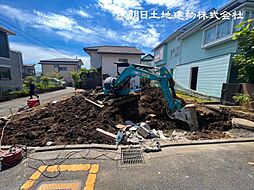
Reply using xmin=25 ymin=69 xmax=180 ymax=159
xmin=1 ymin=142 xmax=253 ymax=190
xmin=1 ymin=86 xmax=254 ymax=146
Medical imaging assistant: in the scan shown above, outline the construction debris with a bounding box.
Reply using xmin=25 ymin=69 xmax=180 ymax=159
xmin=232 ymin=118 xmax=254 ymax=131
xmin=0 ymin=87 xmax=252 ymax=146
xmin=144 ymin=141 xmax=161 ymax=153
xmin=96 ymin=128 xmax=116 ymax=142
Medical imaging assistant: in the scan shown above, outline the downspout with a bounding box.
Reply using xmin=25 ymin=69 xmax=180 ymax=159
xmin=18 ymin=52 xmax=23 ymax=90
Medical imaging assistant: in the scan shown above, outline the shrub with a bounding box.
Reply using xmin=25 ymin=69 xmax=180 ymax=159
xmin=233 ymin=19 xmax=254 ymax=82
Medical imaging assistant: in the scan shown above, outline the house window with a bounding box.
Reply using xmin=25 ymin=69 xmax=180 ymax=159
xmin=0 ymin=67 xmax=11 ymax=80
xmin=234 ymin=18 xmax=242 ymax=32
xmin=154 ymin=46 xmax=164 ymax=62
xmin=204 ymin=26 xmax=217 ymax=44
xmin=170 ymin=46 xmax=180 ymax=59
xmin=170 ymin=49 xmax=175 ymax=59
xmin=244 ymin=10 xmax=254 ymax=28
xmin=217 ymin=20 xmax=231 ymax=39
xmin=59 ymin=66 xmax=67 ymax=71
xmin=118 ymin=59 xmax=128 ymax=63
xmin=0 ymin=31 xmax=10 ymax=58
xmin=203 ymin=10 xmax=253 ymax=46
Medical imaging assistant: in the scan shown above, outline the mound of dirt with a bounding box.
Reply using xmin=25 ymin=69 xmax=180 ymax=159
xmin=0 ymin=87 xmax=232 ymax=146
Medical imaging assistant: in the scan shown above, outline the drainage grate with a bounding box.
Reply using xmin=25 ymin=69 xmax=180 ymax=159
xmin=121 ymin=147 xmax=144 ymax=165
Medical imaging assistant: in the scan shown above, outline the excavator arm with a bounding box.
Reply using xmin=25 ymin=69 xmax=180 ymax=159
xmin=103 ymin=65 xmax=183 ymax=115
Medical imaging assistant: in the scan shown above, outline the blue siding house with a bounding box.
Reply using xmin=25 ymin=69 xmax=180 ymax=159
xmin=153 ymin=0 xmax=254 ymax=98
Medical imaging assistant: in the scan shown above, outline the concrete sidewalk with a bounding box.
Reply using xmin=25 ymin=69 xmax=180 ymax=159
xmin=0 ymin=142 xmax=253 ymax=190
xmin=0 ymin=87 xmax=74 ymax=117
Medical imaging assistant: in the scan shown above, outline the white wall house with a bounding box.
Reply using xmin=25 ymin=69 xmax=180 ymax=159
xmin=84 ymin=46 xmax=144 ymax=88
xmin=39 ymin=58 xmax=83 ymax=85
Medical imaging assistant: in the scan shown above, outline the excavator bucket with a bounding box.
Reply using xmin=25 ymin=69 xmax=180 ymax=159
xmin=167 ymin=104 xmax=199 ymax=131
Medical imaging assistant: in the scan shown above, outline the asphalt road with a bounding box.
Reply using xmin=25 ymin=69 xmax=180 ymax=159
xmin=0 ymin=142 xmax=253 ymax=190
xmin=0 ymin=87 xmax=75 ymax=117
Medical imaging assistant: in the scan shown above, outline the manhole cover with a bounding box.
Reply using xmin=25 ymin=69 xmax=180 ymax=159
xmin=121 ymin=147 xmax=144 ymax=165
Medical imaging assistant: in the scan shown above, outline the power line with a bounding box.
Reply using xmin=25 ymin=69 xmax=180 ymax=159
xmin=0 ymin=17 xmax=75 ymax=59
xmin=0 ymin=23 xmax=62 ymax=58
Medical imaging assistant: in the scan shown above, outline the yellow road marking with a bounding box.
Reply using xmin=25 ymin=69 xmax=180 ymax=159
xmin=84 ymin=174 xmax=97 ymax=190
xmin=47 ymin=164 xmax=91 ymax=172
xmin=90 ymin=164 xmax=99 ymax=174
xmin=20 ymin=164 xmax=99 ymax=190
xmin=20 ymin=166 xmax=47 ymax=190
xmin=37 ymin=181 xmax=80 ymax=190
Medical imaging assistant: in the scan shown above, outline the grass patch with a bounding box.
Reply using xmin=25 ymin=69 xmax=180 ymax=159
xmin=176 ymin=91 xmax=214 ymax=103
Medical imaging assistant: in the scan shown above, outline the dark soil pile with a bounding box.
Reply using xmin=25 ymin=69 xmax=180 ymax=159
xmin=1 ymin=87 xmax=232 ymax=146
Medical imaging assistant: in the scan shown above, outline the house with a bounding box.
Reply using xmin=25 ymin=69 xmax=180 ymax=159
xmin=153 ymin=0 xmax=254 ymax=98
xmin=141 ymin=54 xmax=154 ymax=66
xmin=84 ymin=46 xmax=144 ymax=87
xmin=0 ymin=26 xmax=24 ymax=93
xmin=38 ymin=58 xmax=83 ymax=85
xmin=23 ymin=64 xmax=36 ymax=78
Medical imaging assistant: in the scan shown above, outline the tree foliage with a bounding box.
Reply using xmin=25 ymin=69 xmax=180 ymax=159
xmin=233 ymin=19 xmax=254 ymax=82
xmin=70 ymin=68 xmax=97 ymax=89
xmin=40 ymin=76 xmax=50 ymax=89
xmin=45 ymin=71 xmax=63 ymax=79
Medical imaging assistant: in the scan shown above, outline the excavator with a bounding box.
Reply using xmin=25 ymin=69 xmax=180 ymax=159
xmin=103 ymin=63 xmax=199 ymax=129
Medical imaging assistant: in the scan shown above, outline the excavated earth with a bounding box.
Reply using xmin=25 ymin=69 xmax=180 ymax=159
xmin=0 ymin=87 xmax=238 ymax=146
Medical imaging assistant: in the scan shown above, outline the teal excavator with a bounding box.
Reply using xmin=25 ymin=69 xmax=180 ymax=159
xmin=103 ymin=63 xmax=199 ymax=129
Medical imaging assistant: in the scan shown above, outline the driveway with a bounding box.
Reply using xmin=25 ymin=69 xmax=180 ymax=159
xmin=0 ymin=87 xmax=75 ymax=117
xmin=0 ymin=142 xmax=253 ymax=190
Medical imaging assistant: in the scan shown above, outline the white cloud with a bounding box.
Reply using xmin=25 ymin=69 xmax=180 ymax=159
xmin=10 ymin=42 xmax=90 ymax=70
xmin=0 ymin=4 xmax=158 ymax=50
xmin=122 ymin=25 xmax=160 ymax=48
xmin=97 ymin=0 xmax=143 ymax=28
xmin=33 ymin=11 xmax=76 ymax=30
xmin=67 ymin=8 xmax=91 ymax=18
xmin=0 ymin=4 xmax=31 ymax=23
xmin=78 ymin=10 xmax=90 ymax=18
xmin=144 ymin=0 xmax=200 ymax=11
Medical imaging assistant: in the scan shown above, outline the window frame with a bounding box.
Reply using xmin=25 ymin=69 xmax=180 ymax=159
xmin=118 ymin=58 xmax=128 ymax=63
xmin=58 ymin=66 xmax=67 ymax=72
xmin=170 ymin=46 xmax=180 ymax=59
xmin=202 ymin=19 xmax=234 ymax=48
xmin=201 ymin=9 xmax=252 ymax=48
xmin=154 ymin=46 xmax=164 ymax=63
xmin=0 ymin=67 xmax=11 ymax=80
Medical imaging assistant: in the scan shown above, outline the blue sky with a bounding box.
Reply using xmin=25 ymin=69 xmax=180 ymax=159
xmin=0 ymin=0 xmax=229 ymax=71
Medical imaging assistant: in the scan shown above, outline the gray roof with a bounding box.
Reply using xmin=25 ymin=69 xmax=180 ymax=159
xmin=141 ymin=54 xmax=154 ymax=61
xmin=23 ymin=64 xmax=36 ymax=67
xmin=0 ymin=26 xmax=15 ymax=35
xmin=39 ymin=58 xmax=83 ymax=65
xmin=84 ymin=46 xmax=144 ymax=55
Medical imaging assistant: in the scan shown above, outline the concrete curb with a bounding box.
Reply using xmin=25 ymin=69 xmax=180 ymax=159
xmin=159 ymin=138 xmax=254 ymax=148
xmin=1 ymin=138 xmax=254 ymax=152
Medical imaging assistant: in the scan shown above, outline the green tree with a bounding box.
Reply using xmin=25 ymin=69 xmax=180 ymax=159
xmin=70 ymin=71 xmax=81 ymax=89
xmin=24 ymin=76 xmax=35 ymax=88
xmin=233 ymin=19 xmax=254 ymax=82
xmin=40 ymin=76 xmax=50 ymax=89
xmin=45 ymin=71 xmax=63 ymax=79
